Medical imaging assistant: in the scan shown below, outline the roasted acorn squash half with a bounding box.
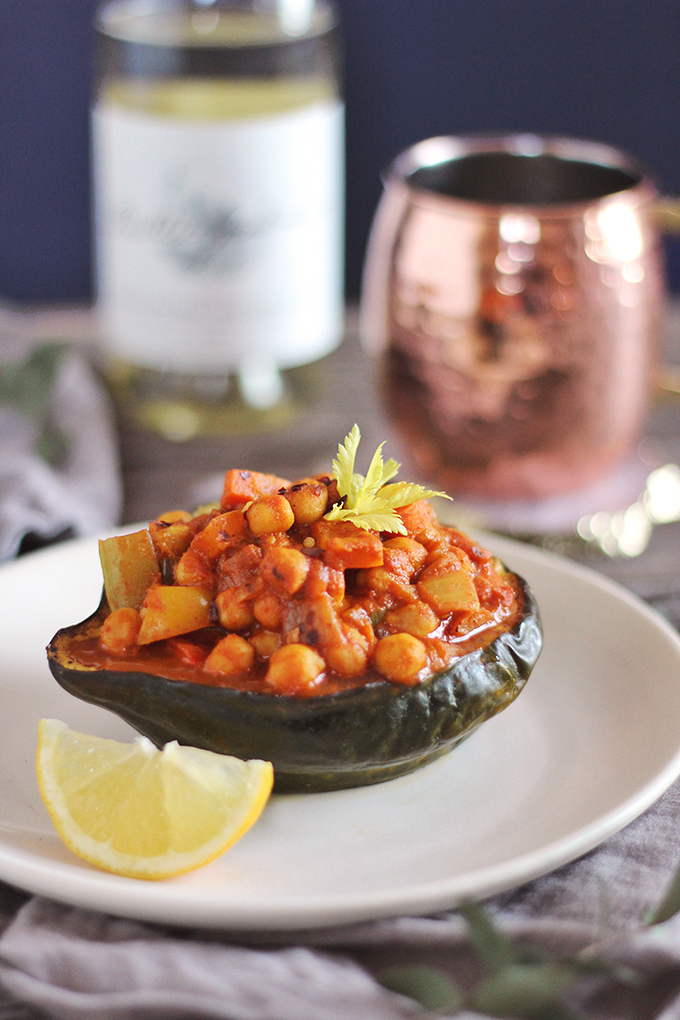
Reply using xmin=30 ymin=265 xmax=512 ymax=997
xmin=47 ymin=576 xmax=541 ymax=793
xmin=46 ymin=428 xmax=543 ymax=793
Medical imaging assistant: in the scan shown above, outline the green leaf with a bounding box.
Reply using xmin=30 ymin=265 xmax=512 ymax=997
xmin=378 ymin=965 xmax=463 ymax=1013
xmin=460 ymin=901 xmax=516 ymax=972
xmin=362 ymin=441 xmax=388 ymax=498
xmin=325 ymin=425 xmax=450 ymax=533
xmin=471 ymin=962 xmax=583 ymax=1020
xmin=647 ymin=854 xmax=680 ymax=924
xmin=331 ymin=425 xmax=361 ymax=500
xmin=379 ymin=481 xmax=450 ymax=509
xmin=324 ymin=505 xmax=407 ymax=534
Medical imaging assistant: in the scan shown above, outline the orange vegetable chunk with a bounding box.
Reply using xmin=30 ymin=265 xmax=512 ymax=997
xmin=220 ymin=470 xmax=290 ymax=510
xmin=188 ymin=511 xmax=245 ymax=562
xmin=311 ymin=520 xmax=384 ymax=570
xmin=396 ymin=500 xmax=439 ymax=537
xmin=137 ymin=586 xmax=213 ymax=645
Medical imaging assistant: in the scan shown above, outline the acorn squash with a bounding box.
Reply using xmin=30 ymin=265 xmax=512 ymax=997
xmin=47 ymin=575 xmax=541 ymax=793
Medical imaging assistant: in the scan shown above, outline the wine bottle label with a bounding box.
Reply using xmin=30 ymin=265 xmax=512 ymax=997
xmin=92 ymin=98 xmax=345 ymax=373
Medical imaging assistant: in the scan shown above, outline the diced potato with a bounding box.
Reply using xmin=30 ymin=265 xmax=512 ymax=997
xmin=355 ymin=566 xmax=417 ymax=603
xmin=417 ymin=569 xmax=480 ymax=615
xmin=311 ymin=520 xmax=384 ymax=570
xmin=137 ymin=586 xmax=213 ymax=645
xmin=204 ymin=634 xmax=255 ymax=676
xmin=220 ymin=469 xmax=290 ymax=509
xmin=246 ymin=495 xmax=295 ymax=536
xmin=98 ymin=531 xmax=159 ymax=612
xmin=383 ymin=602 xmax=439 ymax=638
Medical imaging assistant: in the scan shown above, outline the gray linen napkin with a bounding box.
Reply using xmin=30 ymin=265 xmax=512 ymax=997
xmin=2 ymin=776 xmax=680 ymax=1020
xmin=0 ymin=319 xmax=122 ymax=560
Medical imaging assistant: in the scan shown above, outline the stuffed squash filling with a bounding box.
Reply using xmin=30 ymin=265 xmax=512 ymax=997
xmin=62 ymin=475 xmax=522 ymax=697
xmin=48 ymin=428 xmax=542 ymax=792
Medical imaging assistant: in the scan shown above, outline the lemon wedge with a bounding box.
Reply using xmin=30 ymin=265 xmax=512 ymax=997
xmin=37 ymin=719 xmax=273 ymax=880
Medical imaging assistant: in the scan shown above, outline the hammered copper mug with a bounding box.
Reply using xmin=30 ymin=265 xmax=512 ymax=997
xmin=360 ymin=135 xmax=666 ymax=501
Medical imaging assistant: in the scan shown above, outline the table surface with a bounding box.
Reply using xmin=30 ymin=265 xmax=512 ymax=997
xmin=2 ymin=301 xmax=680 ymax=1019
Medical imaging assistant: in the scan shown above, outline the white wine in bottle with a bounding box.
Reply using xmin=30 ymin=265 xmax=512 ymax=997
xmin=92 ymin=0 xmax=344 ymax=439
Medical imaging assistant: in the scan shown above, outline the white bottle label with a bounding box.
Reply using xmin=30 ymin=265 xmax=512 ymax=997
xmin=92 ymin=99 xmax=345 ymax=373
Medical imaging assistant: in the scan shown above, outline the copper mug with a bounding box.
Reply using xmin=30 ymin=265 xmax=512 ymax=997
xmin=360 ymin=134 xmax=666 ymax=501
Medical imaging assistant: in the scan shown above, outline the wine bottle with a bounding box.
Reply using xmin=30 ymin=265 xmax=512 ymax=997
xmin=92 ymin=0 xmax=344 ymax=439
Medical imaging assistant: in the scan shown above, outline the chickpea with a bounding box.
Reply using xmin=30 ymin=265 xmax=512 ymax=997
xmin=204 ymin=634 xmax=255 ymax=676
xmin=175 ymin=548 xmax=215 ymax=588
xmin=373 ymin=633 xmax=428 ymax=685
xmin=214 ymin=587 xmax=255 ymax=631
xmin=99 ymin=607 xmax=141 ymax=654
xmin=261 ymin=546 xmax=310 ymax=595
xmin=253 ymin=592 xmax=285 ymax=630
xmin=157 ymin=510 xmax=192 ymax=524
xmin=324 ymin=625 xmax=370 ymax=676
xmin=265 ymin=643 xmax=325 ymax=693
xmin=285 ymin=483 xmax=328 ymax=526
xmin=149 ymin=518 xmax=194 ymax=559
xmin=245 ymin=495 xmax=295 ymax=536
xmin=250 ymin=629 xmax=281 ymax=659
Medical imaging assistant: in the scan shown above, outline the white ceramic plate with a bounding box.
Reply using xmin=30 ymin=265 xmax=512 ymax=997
xmin=1 ymin=533 xmax=680 ymax=931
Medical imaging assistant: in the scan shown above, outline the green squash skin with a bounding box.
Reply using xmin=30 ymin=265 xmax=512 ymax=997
xmin=47 ymin=576 xmax=542 ymax=793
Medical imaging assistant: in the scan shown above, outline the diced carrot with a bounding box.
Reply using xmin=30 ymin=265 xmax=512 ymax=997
xmin=396 ymin=500 xmax=439 ymax=537
xmin=188 ymin=511 xmax=246 ymax=562
xmin=167 ymin=638 xmax=208 ymax=667
xmin=220 ymin=469 xmax=290 ymax=510
xmin=311 ymin=520 xmax=384 ymax=570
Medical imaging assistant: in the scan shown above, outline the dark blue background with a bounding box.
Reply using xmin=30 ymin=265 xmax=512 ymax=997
xmin=1 ymin=0 xmax=679 ymax=303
